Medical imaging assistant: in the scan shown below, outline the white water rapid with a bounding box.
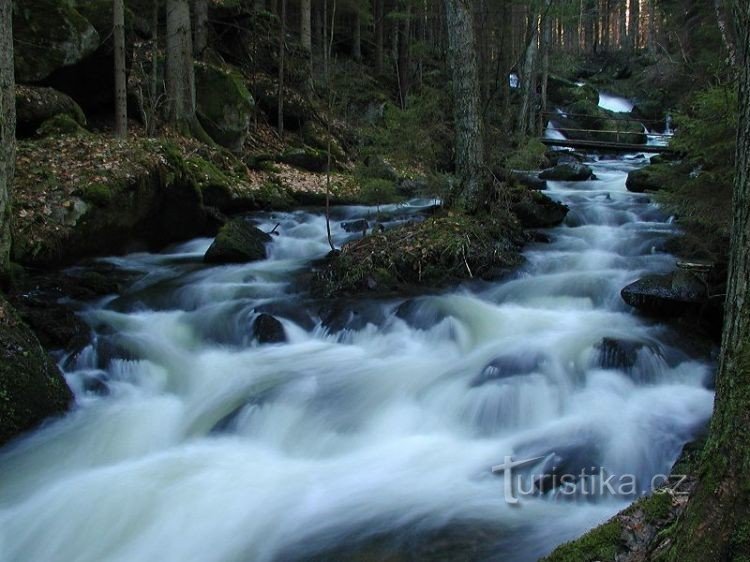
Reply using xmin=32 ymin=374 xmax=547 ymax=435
xmin=0 ymin=158 xmax=714 ymax=562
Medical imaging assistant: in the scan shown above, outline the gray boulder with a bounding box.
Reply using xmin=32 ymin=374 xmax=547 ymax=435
xmin=621 ymin=271 xmax=707 ymax=317
xmin=539 ymin=163 xmax=594 ymax=182
xmin=204 ymin=218 xmax=272 ymax=264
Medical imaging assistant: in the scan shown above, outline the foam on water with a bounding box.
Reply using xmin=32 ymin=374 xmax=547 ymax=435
xmin=0 ymin=159 xmax=713 ymax=562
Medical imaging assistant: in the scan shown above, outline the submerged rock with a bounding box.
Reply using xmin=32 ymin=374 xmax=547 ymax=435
xmin=539 ymin=163 xmax=594 ymax=182
xmin=204 ymin=218 xmax=272 ymax=264
xmin=595 ymin=338 xmax=645 ymax=370
xmin=252 ymin=314 xmax=286 ymax=344
xmin=341 ymin=219 xmax=369 ymax=233
xmin=0 ymin=295 xmax=73 ymax=446
xmin=621 ymin=271 xmax=707 ymax=317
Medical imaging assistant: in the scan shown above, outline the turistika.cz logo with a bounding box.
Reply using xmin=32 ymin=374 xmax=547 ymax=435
xmin=490 ymin=455 xmax=689 ymax=504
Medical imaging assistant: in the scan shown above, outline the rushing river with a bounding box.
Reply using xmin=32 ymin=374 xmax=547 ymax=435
xmin=0 ymin=155 xmax=714 ymax=562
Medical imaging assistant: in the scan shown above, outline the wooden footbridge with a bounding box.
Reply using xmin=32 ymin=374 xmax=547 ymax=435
xmin=539 ymin=111 xmax=676 ymax=154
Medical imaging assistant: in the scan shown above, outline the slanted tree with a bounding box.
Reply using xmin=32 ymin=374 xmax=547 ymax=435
xmin=0 ymin=0 xmax=14 ymax=273
xmin=114 ymin=0 xmax=128 ymax=138
xmin=443 ymin=0 xmax=484 ymax=209
xmin=670 ymin=3 xmax=750 ymax=560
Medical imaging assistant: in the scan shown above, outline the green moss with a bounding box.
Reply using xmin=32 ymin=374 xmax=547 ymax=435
xmin=195 ymin=63 xmax=255 ymax=150
xmin=13 ymin=0 xmax=100 ymax=82
xmin=81 ymin=183 xmax=113 ymax=206
xmin=36 ymin=114 xmax=88 ymax=138
xmin=313 ymin=211 xmax=524 ymax=297
xmin=642 ymin=491 xmax=674 ymax=523
xmin=542 ymin=520 xmax=623 ymax=562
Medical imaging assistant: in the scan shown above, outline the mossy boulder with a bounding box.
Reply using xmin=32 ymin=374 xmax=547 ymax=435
xmin=626 ymin=164 xmax=669 ymax=193
xmin=539 ymin=163 xmax=594 ymax=181
xmin=548 ymin=74 xmax=599 ymax=106
xmin=13 ymin=0 xmax=100 ymax=83
xmin=312 ymin=212 xmax=525 ymax=297
xmin=511 ymin=190 xmax=570 ymax=228
xmin=278 ymin=147 xmax=328 ymax=172
xmin=204 ymin=218 xmax=272 ymax=264
xmin=0 ymin=295 xmax=73 ymax=446
xmin=36 ymin=114 xmax=88 ymax=138
xmin=15 ymin=86 xmax=86 ymax=137
xmin=195 ymin=63 xmax=255 ymax=151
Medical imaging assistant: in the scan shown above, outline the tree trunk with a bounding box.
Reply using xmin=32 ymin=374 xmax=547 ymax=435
xmin=300 ymin=0 xmax=312 ymax=52
xmin=630 ymin=0 xmax=640 ymax=50
xmin=193 ymin=0 xmax=208 ymax=58
xmin=114 ymin=0 xmax=128 ymax=138
xmin=375 ymin=0 xmax=384 ymax=74
xmin=278 ymin=0 xmax=286 ymax=137
xmin=517 ymin=8 xmax=540 ymax=136
xmin=540 ymin=7 xmax=551 ymax=136
xmin=670 ymin=3 xmax=750 ymax=560
xmin=715 ymin=0 xmax=737 ymax=65
xmin=648 ymin=0 xmax=656 ymax=53
xmin=166 ymin=0 xmax=197 ymax=131
xmin=396 ymin=1 xmax=411 ymax=108
xmin=0 ymin=0 xmax=14 ymax=273
xmin=352 ymin=9 xmax=362 ymax=61
xmin=442 ymin=0 xmax=484 ymax=209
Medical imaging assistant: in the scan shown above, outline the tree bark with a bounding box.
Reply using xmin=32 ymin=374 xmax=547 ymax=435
xmin=193 ymin=0 xmax=208 ymax=58
xmin=375 ymin=0 xmax=384 ymax=74
xmin=629 ymin=0 xmax=640 ymax=50
xmin=278 ymin=0 xmax=287 ymax=137
xmin=352 ymin=9 xmax=362 ymax=61
xmin=396 ymin=1 xmax=411 ymax=108
xmin=0 ymin=0 xmax=14 ymax=273
xmin=443 ymin=0 xmax=484 ymax=209
xmin=166 ymin=0 xmax=197 ymax=131
xmin=300 ymin=0 xmax=312 ymax=52
xmin=114 ymin=0 xmax=128 ymax=138
xmin=517 ymin=7 xmax=540 ymax=136
xmin=670 ymin=4 xmax=750 ymax=560
xmin=716 ymin=0 xmax=737 ymax=65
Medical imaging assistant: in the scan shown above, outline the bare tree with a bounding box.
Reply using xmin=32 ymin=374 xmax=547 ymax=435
xmin=0 ymin=0 xmax=15 ymax=272
xmin=114 ymin=0 xmax=128 ymax=138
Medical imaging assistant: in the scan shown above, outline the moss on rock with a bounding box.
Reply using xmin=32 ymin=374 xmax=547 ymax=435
xmin=312 ymin=211 xmax=525 ymax=297
xmin=204 ymin=217 xmax=272 ymax=264
xmin=0 ymin=295 xmax=72 ymax=446
xmin=13 ymin=0 xmax=100 ymax=83
xmin=16 ymin=85 xmax=86 ymax=137
xmin=195 ymin=63 xmax=255 ymax=151
xmin=36 ymin=114 xmax=88 ymax=138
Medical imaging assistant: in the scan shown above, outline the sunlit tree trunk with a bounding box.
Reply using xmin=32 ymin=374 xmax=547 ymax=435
xmin=443 ymin=0 xmax=484 ymax=209
xmin=629 ymin=0 xmax=640 ymax=50
xmin=670 ymin=4 xmax=750 ymax=560
xmin=114 ymin=0 xmax=128 ymax=138
xmin=300 ymin=0 xmax=312 ymax=52
xmin=0 ymin=0 xmax=14 ymax=273
xmin=517 ymin=7 xmax=539 ymax=135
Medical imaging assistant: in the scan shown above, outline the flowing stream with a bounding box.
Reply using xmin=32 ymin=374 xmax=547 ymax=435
xmin=0 ymin=155 xmax=714 ymax=561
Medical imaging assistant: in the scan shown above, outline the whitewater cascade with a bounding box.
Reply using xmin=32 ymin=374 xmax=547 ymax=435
xmin=0 ymin=157 xmax=713 ymax=562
